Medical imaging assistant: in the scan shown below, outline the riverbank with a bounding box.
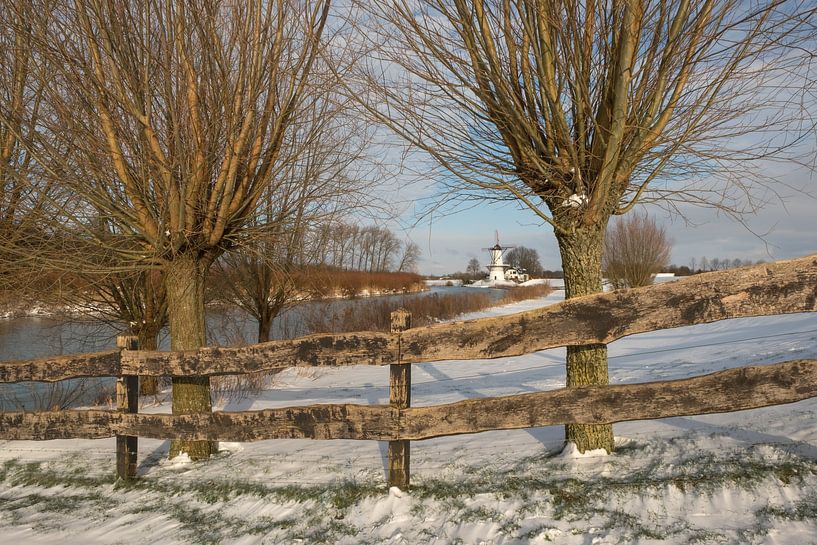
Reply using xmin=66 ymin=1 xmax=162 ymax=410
xmin=0 ymin=282 xmax=430 ymax=321
xmin=301 ymin=283 xmax=552 ymax=333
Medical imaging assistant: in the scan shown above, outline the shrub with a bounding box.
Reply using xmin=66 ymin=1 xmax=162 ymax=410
xmin=603 ymin=212 xmax=671 ymax=289
xmin=497 ymin=283 xmax=552 ymax=303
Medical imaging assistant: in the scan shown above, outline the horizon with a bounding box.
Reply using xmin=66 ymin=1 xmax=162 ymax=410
xmin=406 ymin=177 xmax=816 ymax=276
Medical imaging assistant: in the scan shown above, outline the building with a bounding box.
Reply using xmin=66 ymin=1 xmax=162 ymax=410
xmin=486 ymin=241 xmax=510 ymax=282
xmin=505 ymin=267 xmax=529 ymax=283
xmin=484 ymin=232 xmax=529 ymax=283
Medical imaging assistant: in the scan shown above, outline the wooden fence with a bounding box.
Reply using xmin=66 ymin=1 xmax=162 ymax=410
xmin=1 ymin=254 xmax=816 ymax=489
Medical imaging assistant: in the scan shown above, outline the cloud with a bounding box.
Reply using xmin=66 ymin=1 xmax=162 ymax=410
xmin=659 ymin=166 xmax=816 ymax=265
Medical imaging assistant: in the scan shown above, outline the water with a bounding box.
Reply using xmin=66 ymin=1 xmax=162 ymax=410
xmin=0 ymin=286 xmax=505 ymax=410
xmin=0 ymin=286 xmax=506 ymax=359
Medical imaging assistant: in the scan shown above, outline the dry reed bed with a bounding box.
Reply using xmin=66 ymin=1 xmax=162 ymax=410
xmin=303 ymin=283 xmax=552 ymax=333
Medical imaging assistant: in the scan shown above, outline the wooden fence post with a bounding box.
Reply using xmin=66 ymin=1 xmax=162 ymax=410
xmin=116 ymin=335 xmax=139 ymax=480
xmin=389 ymin=309 xmax=411 ymax=489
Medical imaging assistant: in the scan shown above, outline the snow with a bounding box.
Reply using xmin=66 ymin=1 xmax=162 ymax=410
xmin=471 ymin=277 xmax=562 ymax=290
xmin=557 ymin=443 xmax=611 ymax=459
xmin=471 ymin=278 xmax=518 ymax=287
xmin=1 ymin=285 xmax=817 ymax=544
xmin=425 ymin=279 xmax=464 ymax=287
xmin=518 ymin=278 xmax=551 ymax=287
xmin=563 ymin=193 xmax=589 ymax=208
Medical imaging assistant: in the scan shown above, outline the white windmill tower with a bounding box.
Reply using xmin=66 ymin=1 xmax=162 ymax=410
xmin=482 ymin=231 xmax=515 ymax=282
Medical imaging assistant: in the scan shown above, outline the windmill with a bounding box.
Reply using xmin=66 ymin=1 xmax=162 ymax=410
xmin=482 ymin=231 xmax=516 ymax=282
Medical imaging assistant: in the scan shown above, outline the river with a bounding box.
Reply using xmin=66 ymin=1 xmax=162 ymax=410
xmin=0 ymin=286 xmax=506 ymax=410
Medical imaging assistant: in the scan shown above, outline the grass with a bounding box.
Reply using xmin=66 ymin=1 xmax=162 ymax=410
xmin=404 ymin=440 xmax=817 ymax=543
xmin=2 ymin=438 xmax=817 ymax=544
xmin=0 ymin=457 xmax=383 ymax=544
xmin=757 ymin=495 xmax=817 ymax=522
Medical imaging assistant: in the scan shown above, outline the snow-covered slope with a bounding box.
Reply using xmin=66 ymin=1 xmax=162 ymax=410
xmin=1 ymin=286 xmax=816 ymax=544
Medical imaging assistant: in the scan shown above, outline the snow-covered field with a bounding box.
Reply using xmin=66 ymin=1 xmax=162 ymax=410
xmin=1 ymin=286 xmax=817 ymax=544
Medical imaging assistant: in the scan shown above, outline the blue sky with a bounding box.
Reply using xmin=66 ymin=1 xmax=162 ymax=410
xmin=406 ymin=169 xmax=817 ymax=276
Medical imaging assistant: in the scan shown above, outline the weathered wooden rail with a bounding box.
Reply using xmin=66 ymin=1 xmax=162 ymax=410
xmin=0 ymin=254 xmax=815 ymax=488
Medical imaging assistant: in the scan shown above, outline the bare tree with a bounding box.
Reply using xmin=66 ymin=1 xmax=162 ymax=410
xmin=0 ymin=1 xmax=65 ymax=293
xmin=466 ymin=257 xmax=482 ymax=279
xmin=505 ymin=247 xmax=544 ymax=278
xmin=603 ymin=212 xmax=671 ymax=289
xmin=63 ymin=269 xmax=167 ymax=394
xmin=397 ymin=241 xmax=421 ymax=273
xmin=212 ymin=80 xmax=375 ymax=343
xmin=44 ymin=213 xmax=169 ymax=395
xmin=213 ymin=251 xmax=295 ymax=344
xmin=354 ymin=0 xmax=816 ymax=452
xmin=7 ymin=0 xmax=333 ymax=460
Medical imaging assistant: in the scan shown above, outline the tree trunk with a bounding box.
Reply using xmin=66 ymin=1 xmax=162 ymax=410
xmin=137 ymin=325 xmax=160 ymax=396
xmin=555 ymin=225 xmax=615 ymax=454
xmin=164 ymin=254 xmax=213 ymax=460
xmin=139 ymin=269 xmax=166 ymax=396
xmin=257 ymin=310 xmax=272 ymax=343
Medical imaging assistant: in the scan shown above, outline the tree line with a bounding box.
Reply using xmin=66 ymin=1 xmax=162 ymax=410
xmin=311 ymin=222 xmax=420 ymax=273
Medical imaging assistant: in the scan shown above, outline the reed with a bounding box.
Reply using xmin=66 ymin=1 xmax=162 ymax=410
xmin=303 ymin=283 xmax=551 ymax=334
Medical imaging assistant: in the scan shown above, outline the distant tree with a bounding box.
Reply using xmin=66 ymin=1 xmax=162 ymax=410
xmin=466 ymin=257 xmax=482 ymax=279
xmin=667 ymin=265 xmax=692 ymax=276
xmin=693 ymin=256 xmax=761 ymax=274
xmin=314 ymin=221 xmax=418 ymax=273
xmin=397 ymin=241 xmax=421 ymax=273
xmin=603 ymin=212 xmax=671 ymax=289
xmin=505 ymin=247 xmax=544 ymax=278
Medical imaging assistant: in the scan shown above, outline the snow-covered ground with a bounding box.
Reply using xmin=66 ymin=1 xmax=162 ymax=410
xmin=470 ymin=277 xmax=557 ymax=289
xmin=425 ymin=279 xmax=464 ymax=287
xmin=1 ymin=285 xmax=817 ymax=544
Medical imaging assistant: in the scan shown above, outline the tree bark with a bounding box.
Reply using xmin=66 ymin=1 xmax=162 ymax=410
xmin=256 ymin=302 xmax=275 ymax=343
xmin=256 ymin=296 xmax=285 ymax=344
xmin=257 ymin=311 xmax=272 ymax=343
xmin=556 ymin=224 xmax=615 ymax=453
xmin=164 ymin=254 xmax=213 ymax=460
xmin=137 ymin=324 xmax=160 ymax=396
xmin=136 ymin=269 xmax=166 ymax=396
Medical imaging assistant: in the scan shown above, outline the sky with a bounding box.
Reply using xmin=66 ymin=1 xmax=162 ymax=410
xmin=404 ymin=166 xmax=817 ymax=276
